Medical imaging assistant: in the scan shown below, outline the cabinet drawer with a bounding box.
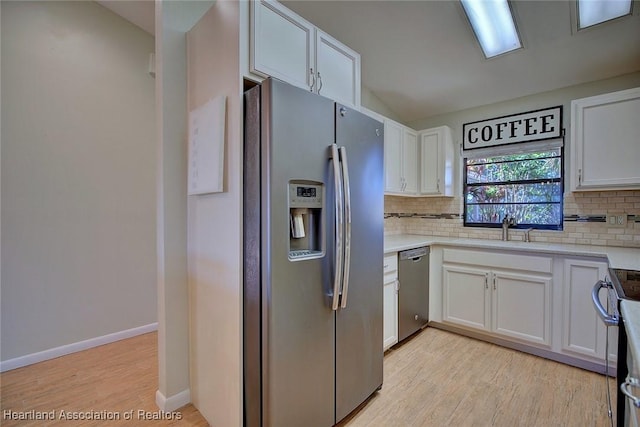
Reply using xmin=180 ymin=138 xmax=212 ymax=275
xmin=384 ymin=253 xmax=398 ymax=275
xmin=443 ymin=248 xmax=552 ymax=274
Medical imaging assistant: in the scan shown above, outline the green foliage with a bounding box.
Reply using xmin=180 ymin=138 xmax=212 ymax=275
xmin=465 ymin=149 xmax=562 ymax=226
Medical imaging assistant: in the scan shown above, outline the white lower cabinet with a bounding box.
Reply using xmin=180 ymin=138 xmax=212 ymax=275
xmin=442 ymin=265 xmax=490 ymax=331
xmin=562 ymin=258 xmax=617 ymax=362
xmin=492 ymin=271 xmax=551 ymax=346
xmin=441 ymin=248 xmax=552 ymax=347
xmin=443 ymin=264 xmax=551 ymax=346
xmin=383 ymin=253 xmax=399 ymax=351
xmin=432 ymin=245 xmax=620 ymax=370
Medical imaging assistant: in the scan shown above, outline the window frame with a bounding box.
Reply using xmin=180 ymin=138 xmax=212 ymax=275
xmin=463 ymin=147 xmax=564 ymax=231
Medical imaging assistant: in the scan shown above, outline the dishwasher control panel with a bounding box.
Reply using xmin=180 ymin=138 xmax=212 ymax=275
xmin=399 ymin=246 xmax=429 ymax=260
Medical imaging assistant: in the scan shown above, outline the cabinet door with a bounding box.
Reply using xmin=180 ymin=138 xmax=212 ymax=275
xmin=384 ymin=120 xmax=403 ymax=193
xmin=562 ymin=259 xmax=617 ymax=361
xmin=251 ymin=0 xmax=314 ymax=91
xmin=420 ymin=129 xmax=441 ymax=195
xmin=492 ymin=271 xmax=551 ymax=346
xmin=383 ymin=278 xmax=398 ymax=351
xmin=402 ymin=129 xmax=418 ymax=194
xmin=571 ymin=87 xmax=640 ymax=191
xmin=442 ymin=265 xmax=490 ymax=331
xmin=315 ymin=30 xmax=360 ymax=108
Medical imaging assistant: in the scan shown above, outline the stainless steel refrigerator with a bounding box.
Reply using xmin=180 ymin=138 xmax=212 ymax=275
xmin=243 ymin=78 xmax=384 ymax=427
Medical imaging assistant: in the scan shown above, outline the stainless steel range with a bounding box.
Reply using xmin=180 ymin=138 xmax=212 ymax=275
xmin=593 ymin=268 xmax=640 ymax=427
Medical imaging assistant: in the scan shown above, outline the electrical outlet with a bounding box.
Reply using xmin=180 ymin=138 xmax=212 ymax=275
xmin=606 ymin=214 xmax=627 ymax=227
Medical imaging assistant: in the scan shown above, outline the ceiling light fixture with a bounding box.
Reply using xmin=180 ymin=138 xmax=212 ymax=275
xmin=577 ymin=0 xmax=632 ymax=29
xmin=460 ymin=0 xmax=522 ymax=58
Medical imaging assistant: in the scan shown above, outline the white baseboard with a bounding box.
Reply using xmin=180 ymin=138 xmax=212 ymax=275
xmin=0 ymin=323 xmax=158 ymax=372
xmin=156 ymin=388 xmax=191 ymax=413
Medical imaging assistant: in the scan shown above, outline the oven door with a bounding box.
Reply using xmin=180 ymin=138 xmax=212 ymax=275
xmin=592 ymin=279 xmax=624 ymax=426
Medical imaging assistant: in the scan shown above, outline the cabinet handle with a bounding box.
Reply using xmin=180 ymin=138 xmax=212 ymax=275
xmin=578 ymin=169 xmax=582 ymax=185
xmin=493 ymin=275 xmax=496 ymax=290
xmin=317 ymin=71 xmax=323 ymax=93
xmin=485 ymin=273 xmax=489 ymax=290
xmin=309 ymin=68 xmax=315 ymax=92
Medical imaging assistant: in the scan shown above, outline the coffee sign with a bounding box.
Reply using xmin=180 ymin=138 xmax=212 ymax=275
xmin=463 ymin=106 xmax=562 ymax=150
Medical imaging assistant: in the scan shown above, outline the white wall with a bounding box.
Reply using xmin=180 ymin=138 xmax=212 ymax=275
xmin=361 ymin=85 xmax=403 ymax=123
xmin=186 ymin=2 xmax=242 ymax=425
xmin=408 ymin=71 xmax=640 ymax=148
xmin=1 ymin=2 xmax=156 ymax=363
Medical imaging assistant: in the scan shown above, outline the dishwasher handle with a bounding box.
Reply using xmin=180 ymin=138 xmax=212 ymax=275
xmin=399 ymin=247 xmax=429 ymax=261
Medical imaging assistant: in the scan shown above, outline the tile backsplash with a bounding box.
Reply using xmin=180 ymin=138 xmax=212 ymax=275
xmin=384 ymin=190 xmax=640 ymax=248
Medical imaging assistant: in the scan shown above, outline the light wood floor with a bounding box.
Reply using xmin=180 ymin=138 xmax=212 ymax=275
xmin=1 ymin=328 xmax=615 ymax=426
xmin=342 ymin=327 xmax=616 ymax=427
xmin=0 ymin=332 xmax=208 ymax=427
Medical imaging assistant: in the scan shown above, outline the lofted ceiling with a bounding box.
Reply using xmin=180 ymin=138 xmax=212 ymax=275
xmin=97 ymin=0 xmax=155 ymax=35
xmin=98 ymin=0 xmax=640 ymax=124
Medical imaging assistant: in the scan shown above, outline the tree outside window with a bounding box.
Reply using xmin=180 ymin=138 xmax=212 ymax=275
xmin=464 ymin=149 xmax=563 ymax=230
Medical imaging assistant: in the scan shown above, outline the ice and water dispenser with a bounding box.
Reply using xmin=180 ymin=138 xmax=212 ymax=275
xmin=288 ymin=181 xmax=324 ymax=260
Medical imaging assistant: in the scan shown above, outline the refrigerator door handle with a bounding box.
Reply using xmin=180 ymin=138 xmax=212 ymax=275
xmin=331 ymin=144 xmax=344 ymax=311
xmin=339 ymin=146 xmax=352 ymax=309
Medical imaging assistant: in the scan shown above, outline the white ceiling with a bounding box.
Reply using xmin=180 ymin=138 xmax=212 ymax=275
xmin=98 ymin=0 xmax=640 ymax=123
xmin=97 ymin=0 xmax=155 ymax=35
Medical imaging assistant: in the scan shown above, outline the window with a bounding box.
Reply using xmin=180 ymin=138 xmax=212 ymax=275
xmin=577 ymin=0 xmax=632 ymax=29
xmin=464 ymin=148 xmax=563 ymax=230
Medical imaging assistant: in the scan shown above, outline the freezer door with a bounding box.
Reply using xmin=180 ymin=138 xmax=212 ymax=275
xmin=334 ymin=105 xmax=384 ymax=422
xmin=262 ymin=79 xmax=337 ymax=427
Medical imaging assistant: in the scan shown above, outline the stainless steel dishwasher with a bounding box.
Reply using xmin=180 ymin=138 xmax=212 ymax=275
xmin=398 ymin=246 xmax=429 ymax=342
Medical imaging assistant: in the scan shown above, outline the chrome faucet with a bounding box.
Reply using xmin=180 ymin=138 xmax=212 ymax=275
xmin=501 ymin=214 xmax=515 ymax=241
xmin=523 ymin=228 xmax=533 ymax=243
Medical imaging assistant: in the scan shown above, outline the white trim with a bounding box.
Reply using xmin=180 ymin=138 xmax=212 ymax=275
xmin=0 ymin=323 xmax=158 ymax=372
xmin=155 ymin=389 xmax=191 ymax=413
xmin=462 ymin=137 xmax=563 ymax=160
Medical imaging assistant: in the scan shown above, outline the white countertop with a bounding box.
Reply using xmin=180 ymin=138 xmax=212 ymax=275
xmin=384 ymin=234 xmax=640 ymax=270
xmin=622 ymin=300 xmax=640 ymax=375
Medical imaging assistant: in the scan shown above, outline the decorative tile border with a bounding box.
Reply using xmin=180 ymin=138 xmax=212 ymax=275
xmin=384 ymin=213 xmax=461 ymax=219
xmin=385 ymin=213 xmax=640 ymax=223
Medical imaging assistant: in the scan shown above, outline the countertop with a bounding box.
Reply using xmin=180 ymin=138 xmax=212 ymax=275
xmin=384 ymin=234 xmax=640 ymax=270
xmin=622 ymin=300 xmax=640 ymax=375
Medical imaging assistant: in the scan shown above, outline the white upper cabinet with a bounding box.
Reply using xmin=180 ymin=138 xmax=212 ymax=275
xmin=250 ymin=0 xmax=361 ymax=108
xmin=570 ymin=87 xmax=640 ymax=191
xmin=384 ymin=120 xmax=418 ymax=195
xmin=250 ymin=0 xmax=314 ymax=91
xmin=418 ymin=126 xmax=455 ymax=197
xmin=403 ymin=129 xmax=418 ymax=194
xmin=315 ymin=30 xmax=361 ymax=108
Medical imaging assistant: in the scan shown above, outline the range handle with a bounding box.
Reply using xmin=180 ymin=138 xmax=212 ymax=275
xmin=622 ymin=377 xmax=640 ymax=409
xmin=591 ymin=280 xmax=619 ymax=327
